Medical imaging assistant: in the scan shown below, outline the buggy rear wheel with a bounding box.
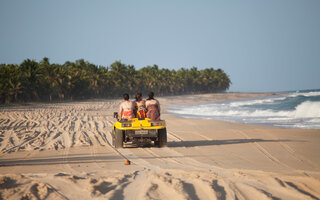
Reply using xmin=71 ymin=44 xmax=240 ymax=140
xmin=114 ymin=128 xmax=123 ymax=148
xmin=155 ymin=128 xmax=167 ymax=147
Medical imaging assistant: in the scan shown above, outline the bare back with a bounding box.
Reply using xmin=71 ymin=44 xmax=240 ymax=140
xmin=119 ymin=100 xmax=135 ymax=119
xmin=145 ymin=99 xmax=160 ymax=111
xmin=145 ymin=99 xmax=160 ymax=120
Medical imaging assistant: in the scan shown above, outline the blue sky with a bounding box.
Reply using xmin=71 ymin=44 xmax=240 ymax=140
xmin=1 ymin=0 xmax=319 ymax=92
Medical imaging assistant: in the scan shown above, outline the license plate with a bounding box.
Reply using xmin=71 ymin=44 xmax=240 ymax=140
xmin=135 ymin=130 xmax=148 ymax=135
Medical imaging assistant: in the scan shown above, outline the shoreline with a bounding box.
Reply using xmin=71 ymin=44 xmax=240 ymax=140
xmin=0 ymin=92 xmax=279 ymax=107
xmin=159 ymin=92 xmax=278 ymax=110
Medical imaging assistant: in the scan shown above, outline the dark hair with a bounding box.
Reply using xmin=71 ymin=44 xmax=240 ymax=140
xmin=135 ymin=92 xmax=142 ymax=101
xmin=147 ymin=92 xmax=154 ymax=100
xmin=123 ymin=93 xmax=129 ymax=100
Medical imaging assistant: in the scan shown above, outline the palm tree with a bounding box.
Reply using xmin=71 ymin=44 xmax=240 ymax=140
xmin=0 ymin=64 xmax=22 ymax=103
xmin=20 ymin=59 xmax=42 ymax=101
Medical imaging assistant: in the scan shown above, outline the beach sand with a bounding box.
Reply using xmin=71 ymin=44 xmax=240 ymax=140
xmin=1 ymin=93 xmax=320 ymax=200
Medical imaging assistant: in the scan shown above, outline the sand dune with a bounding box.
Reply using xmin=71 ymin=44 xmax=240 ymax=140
xmin=1 ymin=93 xmax=320 ymax=200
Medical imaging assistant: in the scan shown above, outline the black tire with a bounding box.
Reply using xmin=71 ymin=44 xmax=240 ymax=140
xmin=111 ymin=131 xmax=115 ymax=146
xmin=114 ymin=128 xmax=123 ymax=148
xmin=156 ymin=128 xmax=167 ymax=148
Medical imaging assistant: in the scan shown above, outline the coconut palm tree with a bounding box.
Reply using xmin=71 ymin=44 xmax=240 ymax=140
xmin=20 ymin=59 xmax=43 ymax=101
xmin=0 ymin=64 xmax=22 ymax=103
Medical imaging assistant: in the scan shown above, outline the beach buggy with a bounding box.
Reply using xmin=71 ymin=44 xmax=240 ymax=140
xmin=111 ymin=112 xmax=167 ymax=148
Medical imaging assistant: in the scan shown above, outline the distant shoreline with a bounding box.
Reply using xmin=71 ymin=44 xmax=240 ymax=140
xmin=1 ymin=92 xmax=278 ymax=108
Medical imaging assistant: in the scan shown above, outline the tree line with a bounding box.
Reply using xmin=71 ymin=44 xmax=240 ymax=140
xmin=0 ymin=58 xmax=231 ymax=104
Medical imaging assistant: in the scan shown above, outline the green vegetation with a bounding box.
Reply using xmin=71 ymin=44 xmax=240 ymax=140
xmin=0 ymin=58 xmax=231 ymax=104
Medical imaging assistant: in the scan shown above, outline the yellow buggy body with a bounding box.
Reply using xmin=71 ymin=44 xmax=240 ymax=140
xmin=112 ymin=112 xmax=167 ymax=148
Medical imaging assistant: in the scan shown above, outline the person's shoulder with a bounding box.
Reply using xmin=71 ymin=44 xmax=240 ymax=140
xmin=121 ymin=100 xmax=129 ymax=106
xmin=119 ymin=101 xmax=125 ymax=108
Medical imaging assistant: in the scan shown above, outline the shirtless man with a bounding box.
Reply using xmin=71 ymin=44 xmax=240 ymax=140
xmin=145 ymin=92 xmax=161 ymax=120
xmin=119 ymin=93 xmax=135 ymax=120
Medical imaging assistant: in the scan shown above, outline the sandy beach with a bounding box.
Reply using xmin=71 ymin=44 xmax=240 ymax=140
xmin=1 ymin=93 xmax=320 ymax=200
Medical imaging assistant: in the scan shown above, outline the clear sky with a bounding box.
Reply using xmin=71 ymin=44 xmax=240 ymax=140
xmin=1 ymin=0 xmax=319 ymax=92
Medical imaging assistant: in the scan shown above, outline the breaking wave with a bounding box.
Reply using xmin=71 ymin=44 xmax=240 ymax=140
xmin=169 ymin=89 xmax=320 ymax=129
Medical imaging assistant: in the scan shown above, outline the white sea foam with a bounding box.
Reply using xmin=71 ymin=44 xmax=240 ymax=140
xmin=171 ymin=105 xmax=292 ymax=118
xmin=293 ymin=101 xmax=320 ymax=118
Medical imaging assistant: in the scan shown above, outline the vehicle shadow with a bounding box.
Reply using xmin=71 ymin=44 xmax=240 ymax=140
xmin=167 ymin=138 xmax=302 ymax=148
xmin=0 ymin=155 xmax=121 ymax=167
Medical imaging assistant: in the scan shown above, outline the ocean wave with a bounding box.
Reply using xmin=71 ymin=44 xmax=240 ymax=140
xmin=220 ymin=90 xmax=320 ymax=108
xmin=288 ymin=91 xmax=320 ymax=98
xmin=171 ymin=101 xmax=320 ymax=119
xmin=169 ymin=91 xmax=320 ymax=129
xmin=294 ymin=101 xmax=320 ymax=118
xmin=229 ymin=96 xmax=286 ymax=107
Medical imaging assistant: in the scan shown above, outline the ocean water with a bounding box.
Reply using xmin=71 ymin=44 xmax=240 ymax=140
xmin=169 ymin=89 xmax=320 ymax=129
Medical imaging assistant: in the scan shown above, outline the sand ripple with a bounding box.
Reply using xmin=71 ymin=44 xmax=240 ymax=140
xmin=0 ymin=101 xmax=118 ymax=153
